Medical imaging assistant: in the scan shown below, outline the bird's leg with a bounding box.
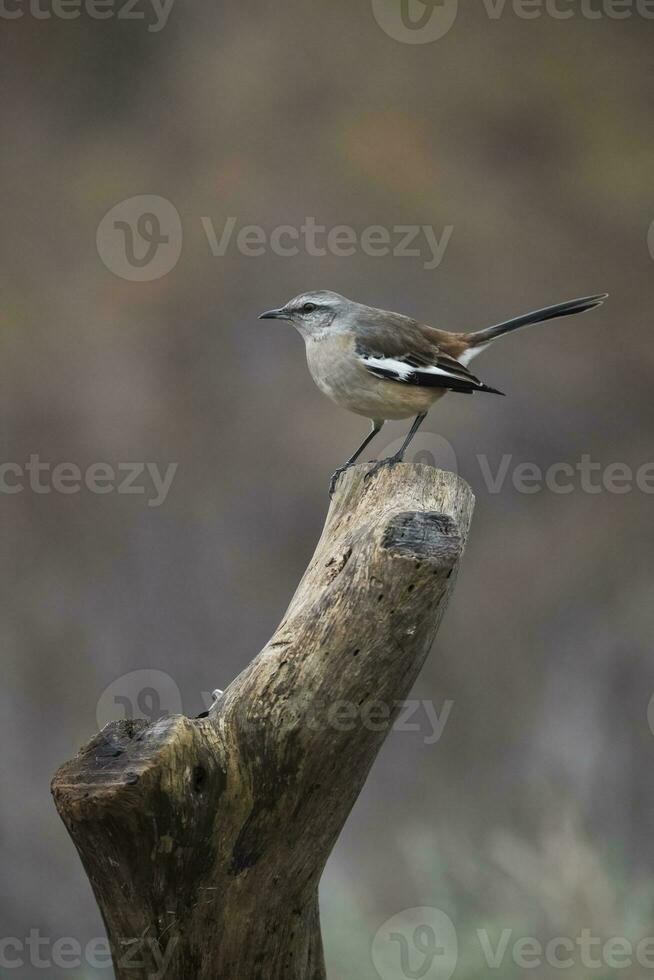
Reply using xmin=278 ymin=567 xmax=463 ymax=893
xmin=364 ymin=413 xmax=427 ymax=483
xmin=329 ymin=420 xmax=383 ymax=496
xmin=396 ymin=412 xmax=428 ymax=457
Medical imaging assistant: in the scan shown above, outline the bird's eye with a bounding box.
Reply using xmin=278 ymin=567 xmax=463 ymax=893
xmin=301 ymin=302 xmax=317 ymax=314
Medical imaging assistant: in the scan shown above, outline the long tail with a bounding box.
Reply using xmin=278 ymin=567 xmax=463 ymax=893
xmin=466 ymin=293 xmax=608 ymax=349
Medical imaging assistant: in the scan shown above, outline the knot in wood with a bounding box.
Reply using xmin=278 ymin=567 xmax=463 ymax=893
xmin=381 ymin=511 xmax=462 ymax=566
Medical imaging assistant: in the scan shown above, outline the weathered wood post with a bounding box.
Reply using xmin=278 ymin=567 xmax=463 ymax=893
xmin=52 ymin=464 xmax=474 ymax=979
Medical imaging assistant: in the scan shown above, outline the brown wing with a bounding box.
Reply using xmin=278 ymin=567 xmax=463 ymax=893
xmin=353 ymin=307 xmax=504 ymax=395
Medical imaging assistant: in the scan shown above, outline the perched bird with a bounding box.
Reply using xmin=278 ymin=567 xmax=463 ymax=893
xmin=259 ymin=290 xmax=608 ymax=494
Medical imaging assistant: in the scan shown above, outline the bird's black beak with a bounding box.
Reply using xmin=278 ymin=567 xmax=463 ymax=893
xmin=259 ymin=307 xmax=291 ymax=321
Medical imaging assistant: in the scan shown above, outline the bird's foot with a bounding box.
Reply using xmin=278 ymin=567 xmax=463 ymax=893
xmin=364 ymin=454 xmax=403 ymax=483
xmin=329 ymin=463 xmax=355 ymax=497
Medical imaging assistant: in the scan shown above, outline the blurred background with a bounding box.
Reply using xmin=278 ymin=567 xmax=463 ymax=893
xmin=1 ymin=2 xmax=653 ymax=977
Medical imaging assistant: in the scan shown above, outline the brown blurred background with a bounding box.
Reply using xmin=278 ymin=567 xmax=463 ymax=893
xmin=1 ymin=2 xmax=653 ymax=977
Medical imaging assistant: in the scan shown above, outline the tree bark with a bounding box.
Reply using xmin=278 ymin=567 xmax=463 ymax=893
xmin=52 ymin=463 xmax=474 ymax=980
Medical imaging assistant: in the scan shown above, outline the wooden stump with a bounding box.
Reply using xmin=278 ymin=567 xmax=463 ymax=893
xmin=52 ymin=463 xmax=474 ymax=979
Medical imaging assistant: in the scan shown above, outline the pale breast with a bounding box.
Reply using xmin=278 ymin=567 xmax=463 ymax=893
xmin=304 ymin=333 xmax=444 ymax=421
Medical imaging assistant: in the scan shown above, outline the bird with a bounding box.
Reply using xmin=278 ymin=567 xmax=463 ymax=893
xmin=259 ymin=290 xmax=608 ymax=495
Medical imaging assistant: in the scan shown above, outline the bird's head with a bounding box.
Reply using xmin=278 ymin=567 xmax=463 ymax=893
xmin=259 ymin=290 xmax=353 ymax=338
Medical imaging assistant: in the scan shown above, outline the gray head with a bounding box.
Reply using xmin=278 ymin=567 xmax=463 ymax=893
xmin=259 ymin=290 xmax=355 ymax=338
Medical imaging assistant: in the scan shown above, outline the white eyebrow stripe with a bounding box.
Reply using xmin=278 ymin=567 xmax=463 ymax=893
xmin=360 ymin=355 xmax=473 ymax=383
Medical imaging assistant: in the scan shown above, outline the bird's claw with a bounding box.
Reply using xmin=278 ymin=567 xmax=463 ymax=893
xmin=330 ymin=454 xmax=403 ymax=495
xmin=329 ymin=464 xmax=352 ymax=497
xmin=364 ymin=455 xmax=402 ymax=483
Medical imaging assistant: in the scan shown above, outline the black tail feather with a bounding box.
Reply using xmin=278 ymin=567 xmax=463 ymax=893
xmin=467 ymin=293 xmax=608 ymax=347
